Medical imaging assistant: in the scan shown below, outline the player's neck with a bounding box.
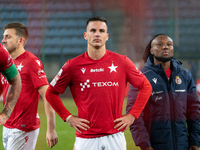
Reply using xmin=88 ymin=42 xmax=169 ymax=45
xmin=11 ymin=47 xmax=26 ymax=60
xmin=162 ymin=63 xmax=170 ymax=71
xmin=87 ymin=46 xmax=106 ymax=60
xmin=159 ymin=61 xmax=170 ymax=71
xmin=153 ymin=58 xmax=171 ymax=70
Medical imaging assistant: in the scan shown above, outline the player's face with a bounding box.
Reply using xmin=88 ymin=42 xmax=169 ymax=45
xmin=2 ymin=29 xmax=20 ymax=54
xmin=150 ymin=35 xmax=174 ymax=63
xmin=84 ymin=21 xmax=109 ymax=49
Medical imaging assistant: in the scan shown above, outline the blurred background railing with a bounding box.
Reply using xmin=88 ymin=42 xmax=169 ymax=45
xmin=1 ymin=0 xmax=200 ymax=94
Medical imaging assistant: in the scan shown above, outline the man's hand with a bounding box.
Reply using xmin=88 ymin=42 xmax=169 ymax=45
xmin=46 ymin=130 xmax=58 ymax=148
xmin=67 ymin=115 xmax=90 ymax=133
xmin=189 ymin=145 xmax=199 ymax=150
xmin=0 ymin=113 xmax=9 ymax=125
xmin=114 ymin=114 xmax=135 ymax=132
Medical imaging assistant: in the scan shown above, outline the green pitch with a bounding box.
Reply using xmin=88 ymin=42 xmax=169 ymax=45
xmin=0 ymin=98 xmax=139 ymax=150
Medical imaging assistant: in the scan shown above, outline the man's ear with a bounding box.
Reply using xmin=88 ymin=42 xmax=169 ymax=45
xmin=83 ymin=32 xmax=87 ymax=40
xmin=150 ymin=48 xmax=153 ymax=55
xmin=19 ymin=37 xmax=25 ymax=45
xmin=106 ymin=33 xmax=109 ymax=41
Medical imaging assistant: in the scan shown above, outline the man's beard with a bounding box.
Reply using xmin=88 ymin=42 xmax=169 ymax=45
xmin=8 ymin=48 xmax=17 ymax=54
xmin=4 ymin=46 xmax=17 ymax=54
xmin=154 ymin=56 xmax=172 ymax=63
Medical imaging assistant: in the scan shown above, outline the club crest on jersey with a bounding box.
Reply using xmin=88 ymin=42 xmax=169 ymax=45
xmin=108 ymin=63 xmax=118 ymax=73
xmin=17 ymin=62 xmax=24 ymax=71
xmin=175 ymin=76 xmax=182 ymax=84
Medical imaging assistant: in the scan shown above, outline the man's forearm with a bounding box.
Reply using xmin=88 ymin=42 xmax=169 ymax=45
xmin=2 ymin=73 xmax=21 ymax=118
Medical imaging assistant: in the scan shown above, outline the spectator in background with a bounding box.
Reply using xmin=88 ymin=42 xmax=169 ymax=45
xmin=188 ymin=60 xmax=198 ymax=84
xmin=0 ymin=43 xmax=21 ymax=126
xmin=45 ymin=16 xmax=152 ymax=150
xmin=127 ymin=34 xmax=200 ymax=150
xmin=1 ymin=23 xmax=58 ymax=150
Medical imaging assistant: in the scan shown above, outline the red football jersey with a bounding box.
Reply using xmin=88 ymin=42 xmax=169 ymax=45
xmin=0 ymin=51 xmax=48 ymax=132
xmin=50 ymin=50 xmax=147 ymax=138
xmin=0 ymin=44 xmax=13 ymax=72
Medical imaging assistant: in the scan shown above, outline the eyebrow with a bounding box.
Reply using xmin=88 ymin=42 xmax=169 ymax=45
xmin=90 ymin=28 xmax=105 ymax=30
xmin=3 ymin=34 xmax=11 ymax=37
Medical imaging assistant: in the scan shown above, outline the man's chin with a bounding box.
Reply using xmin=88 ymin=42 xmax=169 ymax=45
xmin=154 ymin=56 xmax=172 ymax=63
xmin=94 ymin=45 xmax=102 ymax=49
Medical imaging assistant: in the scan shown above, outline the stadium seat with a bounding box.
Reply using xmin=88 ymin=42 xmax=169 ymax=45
xmin=60 ymin=37 xmax=70 ymax=45
xmin=44 ymin=38 xmax=52 ymax=46
xmin=33 ymin=37 xmax=43 ymax=45
xmin=1 ymin=11 xmax=10 ymax=18
xmin=59 ymin=28 xmax=68 ymax=37
xmin=49 ymin=20 xmax=58 ymax=27
xmin=57 ymin=20 xmax=68 ymax=27
xmin=45 ymin=46 xmax=61 ymax=55
xmin=29 ymin=20 xmax=42 ymax=27
xmin=30 ymin=29 xmax=42 ymax=36
xmin=19 ymin=11 xmax=27 ymax=19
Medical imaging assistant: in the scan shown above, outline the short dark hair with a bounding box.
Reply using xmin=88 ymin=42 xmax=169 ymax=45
xmin=86 ymin=16 xmax=108 ymax=28
xmin=142 ymin=34 xmax=168 ymax=62
xmin=4 ymin=23 xmax=29 ymax=45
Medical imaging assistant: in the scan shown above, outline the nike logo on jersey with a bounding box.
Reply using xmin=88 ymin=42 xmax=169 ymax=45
xmin=152 ymin=78 xmax=157 ymax=84
xmin=17 ymin=62 xmax=24 ymax=71
xmin=81 ymin=68 xmax=86 ymax=74
xmin=108 ymin=63 xmax=118 ymax=73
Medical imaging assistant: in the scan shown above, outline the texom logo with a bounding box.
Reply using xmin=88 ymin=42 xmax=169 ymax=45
xmin=80 ymin=79 xmax=90 ymax=91
xmin=80 ymin=79 xmax=119 ymax=91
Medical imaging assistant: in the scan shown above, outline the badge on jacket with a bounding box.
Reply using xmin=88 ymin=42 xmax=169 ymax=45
xmin=175 ymin=76 xmax=182 ymax=84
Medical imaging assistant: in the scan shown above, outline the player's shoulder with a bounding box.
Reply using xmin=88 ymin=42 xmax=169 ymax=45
xmin=0 ymin=44 xmax=12 ymax=65
xmin=0 ymin=44 xmax=4 ymax=52
xmin=0 ymin=44 xmax=8 ymax=53
xmin=68 ymin=53 xmax=85 ymax=64
xmin=140 ymin=67 xmax=154 ymax=75
xmin=24 ymin=51 xmax=43 ymax=65
xmin=25 ymin=51 xmax=40 ymax=60
xmin=107 ymin=50 xmax=127 ymax=59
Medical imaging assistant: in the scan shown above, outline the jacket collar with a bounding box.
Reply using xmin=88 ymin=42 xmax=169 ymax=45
xmin=145 ymin=56 xmax=182 ymax=77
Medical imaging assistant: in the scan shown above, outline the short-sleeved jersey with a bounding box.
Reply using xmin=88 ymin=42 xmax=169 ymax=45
xmin=0 ymin=44 xmax=18 ymax=80
xmin=0 ymin=51 xmax=48 ymax=132
xmin=50 ymin=50 xmax=147 ymax=138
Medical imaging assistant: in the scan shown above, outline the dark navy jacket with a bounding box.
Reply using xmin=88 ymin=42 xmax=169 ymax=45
xmin=127 ymin=56 xmax=200 ymax=150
